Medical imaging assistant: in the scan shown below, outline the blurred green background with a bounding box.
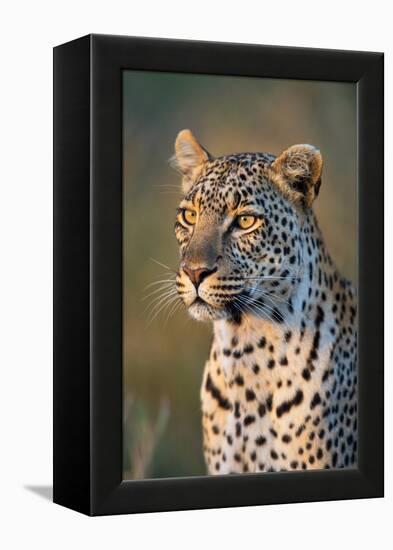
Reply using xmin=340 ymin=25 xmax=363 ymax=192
xmin=122 ymin=70 xmax=357 ymax=480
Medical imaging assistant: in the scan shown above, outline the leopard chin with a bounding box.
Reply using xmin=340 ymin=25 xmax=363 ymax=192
xmin=187 ymin=298 xmax=240 ymax=322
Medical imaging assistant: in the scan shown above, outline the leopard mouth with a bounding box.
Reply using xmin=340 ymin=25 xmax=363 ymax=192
xmin=187 ymin=292 xmax=250 ymax=322
xmin=192 ymin=296 xmax=206 ymax=306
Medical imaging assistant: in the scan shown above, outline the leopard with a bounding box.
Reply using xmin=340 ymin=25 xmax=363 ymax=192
xmin=172 ymin=129 xmax=357 ymax=474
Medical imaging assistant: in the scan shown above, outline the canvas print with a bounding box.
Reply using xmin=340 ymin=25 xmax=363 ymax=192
xmin=123 ymin=71 xmax=357 ymax=480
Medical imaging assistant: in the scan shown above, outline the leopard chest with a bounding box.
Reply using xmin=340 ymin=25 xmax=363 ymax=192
xmin=201 ymin=321 xmax=335 ymax=474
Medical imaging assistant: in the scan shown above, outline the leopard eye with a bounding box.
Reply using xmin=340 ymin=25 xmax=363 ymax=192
xmin=236 ymin=215 xmax=256 ymax=230
xmin=182 ymin=209 xmax=197 ymax=225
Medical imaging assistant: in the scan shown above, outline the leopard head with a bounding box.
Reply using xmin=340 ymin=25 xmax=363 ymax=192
xmin=173 ymin=129 xmax=323 ymax=322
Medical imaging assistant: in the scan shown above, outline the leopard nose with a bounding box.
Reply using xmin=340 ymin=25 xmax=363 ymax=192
xmin=182 ymin=264 xmax=217 ymax=288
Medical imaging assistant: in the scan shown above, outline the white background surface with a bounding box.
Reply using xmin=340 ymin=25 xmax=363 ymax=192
xmin=0 ymin=1 xmax=390 ymax=548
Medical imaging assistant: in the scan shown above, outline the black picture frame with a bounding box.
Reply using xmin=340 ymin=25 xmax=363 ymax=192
xmin=53 ymin=34 xmax=384 ymax=516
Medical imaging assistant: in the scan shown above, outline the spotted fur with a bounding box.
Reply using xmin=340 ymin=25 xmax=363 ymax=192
xmin=173 ymin=129 xmax=357 ymax=474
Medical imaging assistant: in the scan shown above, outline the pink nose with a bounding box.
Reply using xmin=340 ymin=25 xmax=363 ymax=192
xmin=183 ymin=265 xmax=216 ymax=288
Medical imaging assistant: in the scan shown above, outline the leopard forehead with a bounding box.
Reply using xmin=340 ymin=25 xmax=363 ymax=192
xmin=182 ymin=152 xmax=279 ymax=213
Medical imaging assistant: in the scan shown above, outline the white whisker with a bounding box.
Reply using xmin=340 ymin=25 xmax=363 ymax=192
xmin=149 ymin=257 xmax=176 ymax=273
xmin=164 ymin=299 xmax=182 ymax=326
xmin=144 ymin=288 xmax=177 ymax=315
xmin=235 ymin=297 xmax=282 ymax=330
xmin=147 ymin=294 xmax=180 ymax=325
xmin=234 ymin=294 xmax=292 ymax=333
xmin=243 ymin=275 xmax=301 ymax=281
xmin=143 ymin=278 xmax=176 ymax=290
xmin=141 ymin=282 xmax=176 ymax=301
xmin=247 ymin=286 xmax=293 ymax=308
xmin=224 ymin=295 xmax=253 ymax=330
xmin=146 ymin=293 xmax=177 ymax=325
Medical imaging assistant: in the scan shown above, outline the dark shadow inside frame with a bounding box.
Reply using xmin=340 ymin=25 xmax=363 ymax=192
xmin=53 ymin=34 xmax=384 ymax=516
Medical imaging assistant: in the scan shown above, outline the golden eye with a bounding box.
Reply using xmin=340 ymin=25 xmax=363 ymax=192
xmin=182 ymin=209 xmax=197 ymax=225
xmin=237 ymin=215 xmax=256 ymax=230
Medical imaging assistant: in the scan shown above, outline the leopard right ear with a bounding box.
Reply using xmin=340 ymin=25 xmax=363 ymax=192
xmin=172 ymin=129 xmax=213 ymax=193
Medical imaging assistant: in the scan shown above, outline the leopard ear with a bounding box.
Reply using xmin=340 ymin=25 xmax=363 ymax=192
xmin=173 ymin=129 xmax=213 ymax=193
xmin=270 ymin=144 xmax=323 ymax=208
